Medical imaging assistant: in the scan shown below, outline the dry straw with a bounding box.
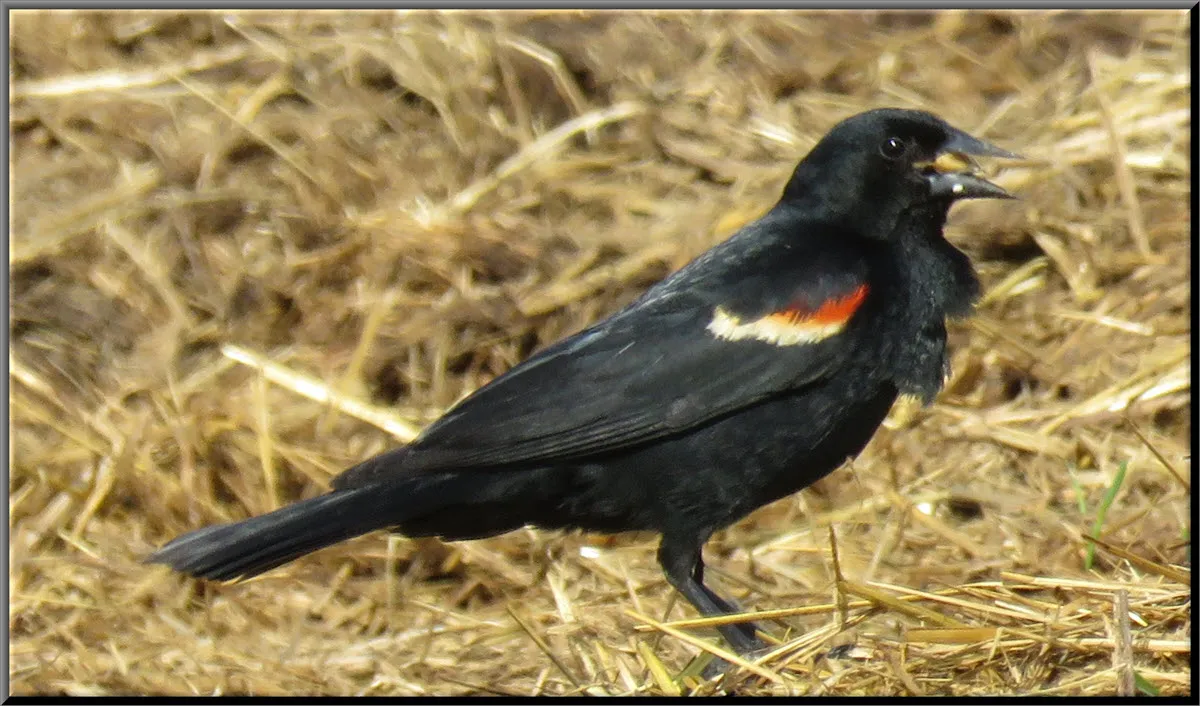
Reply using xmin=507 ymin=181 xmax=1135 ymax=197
xmin=9 ymin=9 xmax=1190 ymax=696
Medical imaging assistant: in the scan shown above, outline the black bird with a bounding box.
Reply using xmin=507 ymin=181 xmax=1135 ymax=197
xmin=148 ymin=108 xmax=1019 ymax=655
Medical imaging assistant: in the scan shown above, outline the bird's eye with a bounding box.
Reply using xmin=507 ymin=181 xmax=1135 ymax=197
xmin=880 ymin=137 xmax=909 ymax=161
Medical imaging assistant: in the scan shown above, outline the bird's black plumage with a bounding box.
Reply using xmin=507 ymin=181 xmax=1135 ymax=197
xmin=148 ymin=108 xmax=1019 ymax=656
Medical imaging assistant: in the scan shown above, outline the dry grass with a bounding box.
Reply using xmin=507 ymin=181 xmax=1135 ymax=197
xmin=8 ymin=9 xmax=1190 ymax=697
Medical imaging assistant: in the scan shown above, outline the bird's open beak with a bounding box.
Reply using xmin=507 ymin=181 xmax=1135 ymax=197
xmin=918 ymin=131 xmax=1022 ymax=201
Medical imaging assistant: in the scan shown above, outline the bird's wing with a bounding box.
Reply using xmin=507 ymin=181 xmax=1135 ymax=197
xmin=335 ymin=229 xmax=872 ymax=486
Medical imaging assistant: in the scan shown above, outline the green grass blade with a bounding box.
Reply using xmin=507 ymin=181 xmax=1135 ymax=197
xmin=1066 ymin=464 xmax=1089 ymax=515
xmin=1133 ymin=671 xmax=1160 ymax=696
xmin=1086 ymin=460 xmax=1128 ymax=570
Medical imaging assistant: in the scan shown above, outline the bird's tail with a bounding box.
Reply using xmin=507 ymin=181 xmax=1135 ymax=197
xmin=146 ymin=469 xmax=560 ymax=582
xmin=146 ymin=483 xmax=418 ymax=581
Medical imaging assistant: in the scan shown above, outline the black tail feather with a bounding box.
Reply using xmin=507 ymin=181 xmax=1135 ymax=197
xmin=147 ymin=468 xmax=565 ymax=582
xmin=146 ymin=486 xmax=399 ymax=581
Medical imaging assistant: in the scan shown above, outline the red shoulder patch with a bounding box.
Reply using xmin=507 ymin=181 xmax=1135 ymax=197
xmin=766 ymin=284 xmax=869 ymax=327
xmin=708 ymin=284 xmax=869 ymax=346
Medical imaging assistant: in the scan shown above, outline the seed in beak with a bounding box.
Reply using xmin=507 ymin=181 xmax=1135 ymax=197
xmin=931 ymin=151 xmax=974 ymax=174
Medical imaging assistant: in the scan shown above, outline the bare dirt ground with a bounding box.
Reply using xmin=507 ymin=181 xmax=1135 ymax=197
xmin=9 ymin=9 xmax=1190 ymax=697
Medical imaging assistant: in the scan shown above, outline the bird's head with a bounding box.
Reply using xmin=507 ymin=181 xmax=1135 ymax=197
xmin=781 ymin=108 xmax=1021 ymax=238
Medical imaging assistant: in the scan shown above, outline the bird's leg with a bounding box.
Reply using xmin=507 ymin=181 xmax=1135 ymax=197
xmin=691 ymin=559 xmax=766 ymax=650
xmin=657 ymin=536 xmax=765 ymax=654
xmin=689 ymin=561 xmax=731 ymax=611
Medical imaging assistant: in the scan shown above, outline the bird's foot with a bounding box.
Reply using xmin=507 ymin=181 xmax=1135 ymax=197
xmin=697 ymin=639 xmax=773 ymax=683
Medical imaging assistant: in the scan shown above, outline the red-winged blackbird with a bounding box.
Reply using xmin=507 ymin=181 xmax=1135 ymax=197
xmin=149 ymin=108 xmax=1019 ymax=654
